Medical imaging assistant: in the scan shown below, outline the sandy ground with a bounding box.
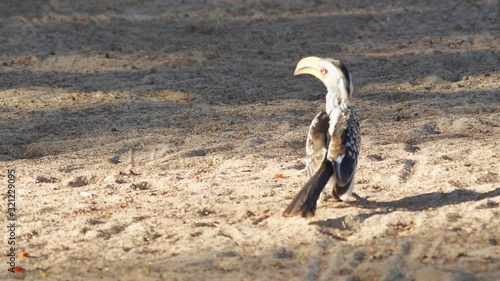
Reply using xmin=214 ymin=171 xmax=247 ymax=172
xmin=1 ymin=0 xmax=499 ymax=280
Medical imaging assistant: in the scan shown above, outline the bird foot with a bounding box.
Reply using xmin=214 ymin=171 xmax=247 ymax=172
xmin=338 ymin=192 xmax=367 ymax=203
xmin=316 ymin=193 xmax=330 ymax=207
xmin=351 ymin=192 xmax=368 ymax=203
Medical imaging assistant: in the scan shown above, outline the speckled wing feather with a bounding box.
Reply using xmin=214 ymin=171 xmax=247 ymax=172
xmin=333 ymin=106 xmax=360 ymax=200
xmin=305 ymin=111 xmax=329 ymax=178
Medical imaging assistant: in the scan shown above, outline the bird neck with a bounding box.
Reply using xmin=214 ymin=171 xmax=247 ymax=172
xmin=325 ymin=91 xmax=348 ymax=115
xmin=323 ymin=66 xmax=351 ymax=105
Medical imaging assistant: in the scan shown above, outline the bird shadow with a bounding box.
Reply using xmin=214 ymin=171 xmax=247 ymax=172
xmin=310 ymin=187 xmax=500 ymax=228
xmin=355 ymin=187 xmax=500 ymax=211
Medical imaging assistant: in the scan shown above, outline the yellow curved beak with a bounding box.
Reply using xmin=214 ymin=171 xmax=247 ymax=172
xmin=293 ymin=56 xmax=323 ymax=81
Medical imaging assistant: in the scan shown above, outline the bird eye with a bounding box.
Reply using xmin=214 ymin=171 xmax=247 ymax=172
xmin=320 ymin=69 xmax=327 ymax=75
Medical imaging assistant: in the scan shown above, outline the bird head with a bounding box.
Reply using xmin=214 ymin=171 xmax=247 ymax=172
xmin=294 ymin=56 xmax=353 ymax=103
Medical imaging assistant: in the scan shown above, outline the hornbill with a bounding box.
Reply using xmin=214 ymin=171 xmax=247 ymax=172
xmin=283 ymin=56 xmax=360 ymax=218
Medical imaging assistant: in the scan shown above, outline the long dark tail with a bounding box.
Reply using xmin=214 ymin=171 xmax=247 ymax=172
xmin=283 ymin=160 xmax=334 ymax=218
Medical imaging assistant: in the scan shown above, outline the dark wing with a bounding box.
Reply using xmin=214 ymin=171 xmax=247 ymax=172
xmin=333 ymin=108 xmax=360 ymax=199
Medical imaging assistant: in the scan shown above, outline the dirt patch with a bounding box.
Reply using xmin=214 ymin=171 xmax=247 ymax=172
xmin=0 ymin=0 xmax=499 ymax=280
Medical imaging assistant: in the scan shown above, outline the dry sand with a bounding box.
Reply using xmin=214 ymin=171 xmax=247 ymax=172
xmin=0 ymin=0 xmax=499 ymax=280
